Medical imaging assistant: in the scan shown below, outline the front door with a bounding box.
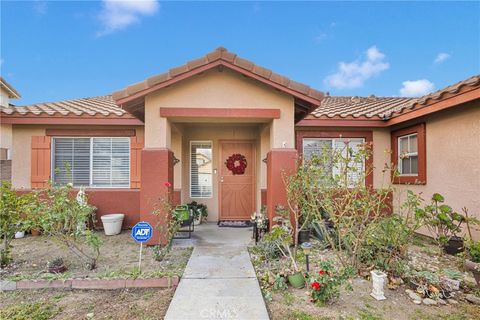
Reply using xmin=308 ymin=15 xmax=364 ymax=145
xmin=219 ymin=140 xmax=255 ymax=220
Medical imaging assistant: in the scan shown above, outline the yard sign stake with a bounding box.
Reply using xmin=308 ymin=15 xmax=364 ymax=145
xmin=131 ymin=221 xmax=153 ymax=272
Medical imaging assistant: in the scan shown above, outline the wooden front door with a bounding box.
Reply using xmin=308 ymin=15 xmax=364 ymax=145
xmin=219 ymin=140 xmax=256 ymax=220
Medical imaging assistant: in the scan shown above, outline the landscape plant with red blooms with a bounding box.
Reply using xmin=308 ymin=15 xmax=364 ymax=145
xmin=309 ymin=261 xmax=355 ymax=304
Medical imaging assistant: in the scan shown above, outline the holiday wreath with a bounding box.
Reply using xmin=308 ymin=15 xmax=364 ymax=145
xmin=225 ymin=153 xmax=247 ymax=175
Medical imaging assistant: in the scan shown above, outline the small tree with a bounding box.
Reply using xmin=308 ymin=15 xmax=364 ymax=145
xmin=0 ymin=182 xmax=28 ymax=267
xmin=39 ymin=183 xmax=101 ymax=270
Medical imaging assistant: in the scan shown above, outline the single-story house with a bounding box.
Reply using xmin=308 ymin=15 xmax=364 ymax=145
xmin=1 ymin=48 xmax=479 ymax=243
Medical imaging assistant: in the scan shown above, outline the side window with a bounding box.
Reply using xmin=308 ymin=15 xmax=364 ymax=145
xmin=190 ymin=141 xmax=212 ymax=198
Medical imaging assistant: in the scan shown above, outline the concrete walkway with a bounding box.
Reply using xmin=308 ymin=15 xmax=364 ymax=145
xmin=165 ymin=223 xmax=269 ymax=320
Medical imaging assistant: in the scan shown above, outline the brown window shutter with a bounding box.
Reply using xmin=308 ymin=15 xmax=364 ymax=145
xmin=31 ymin=136 xmax=51 ymax=189
xmin=130 ymin=137 xmax=144 ymax=189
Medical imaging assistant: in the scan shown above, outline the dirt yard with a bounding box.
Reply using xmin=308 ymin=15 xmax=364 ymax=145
xmin=0 ymin=288 xmax=174 ymax=320
xmin=250 ymin=235 xmax=480 ymax=320
xmin=1 ymin=231 xmax=192 ymax=281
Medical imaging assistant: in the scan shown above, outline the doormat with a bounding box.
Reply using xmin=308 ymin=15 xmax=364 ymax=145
xmin=218 ymin=220 xmax=252 ymax=228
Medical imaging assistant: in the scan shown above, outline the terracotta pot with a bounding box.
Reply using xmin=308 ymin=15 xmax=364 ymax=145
xmin=443 ymin=237 xmax=464 ymax=255
xmin=31 ymin=229 xmax=41 ymax=236
xmin=465 ymin=260 xmax=480 ymax=287
xmin=48 ymin=265 xmax=67 ymax=274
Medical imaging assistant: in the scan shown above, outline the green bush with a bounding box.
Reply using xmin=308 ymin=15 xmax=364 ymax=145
xmin=0 ymin=181 xmax=29 ymax=268
xmin=39 ymin=183 xmax=100 ymax=270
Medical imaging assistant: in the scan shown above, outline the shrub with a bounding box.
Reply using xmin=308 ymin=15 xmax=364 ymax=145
xmin=0 ymin=181 xmax=29 ymax=268
xmin=309 ymin=260 xmax=355 ymax=303
xmin=415 ymin=193 xmax=477 ymax=252
xmin=39 ymin=183 xmax=101 ymax=270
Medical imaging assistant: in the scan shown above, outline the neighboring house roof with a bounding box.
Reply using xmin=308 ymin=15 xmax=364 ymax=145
xmin=112 ymin=47 xmax=324 ymax=122
xmin=0 ymin=77 xmax=21 ymax=99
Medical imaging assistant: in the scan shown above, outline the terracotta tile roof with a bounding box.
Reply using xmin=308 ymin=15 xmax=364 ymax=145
xmin=112 ymin=47 xmax=323 ymax=104
xmin=387 ymin=74 xmax=480 ymax=118
xmin=309 ymin=96 xmax=414 ymax=119
xmin=0 ymin=95 xmax=135 ymax=118
xmin=309 ymin=74 xmax=480 ymax=120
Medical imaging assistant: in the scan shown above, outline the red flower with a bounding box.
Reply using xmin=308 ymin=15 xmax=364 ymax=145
xmin=311 ymin=281 xmax=321 ymax=291
xmin=164 ymin=182 xmax=172 ymax=187
xmin=319 ymin=270 xmax=330 ymax=276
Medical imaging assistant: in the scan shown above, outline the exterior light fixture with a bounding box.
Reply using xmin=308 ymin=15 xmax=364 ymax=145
xmin=301 ymin=241 xmax=312 ymax=272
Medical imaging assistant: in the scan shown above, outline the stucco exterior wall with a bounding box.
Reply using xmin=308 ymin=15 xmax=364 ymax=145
xmin=393 ymin=105 xmax=480 ymax=239
xmin=10 ymin=125 xmax=144 ymax=189
xmin=144 ymin=68 xmax=295 ymax=149
xmin=180 ymin=124 xmax=262 ymax=221
xmin=0 ymin=124 xmax=13 ymax=151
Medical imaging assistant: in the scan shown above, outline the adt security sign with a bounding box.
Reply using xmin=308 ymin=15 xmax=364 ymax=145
xmin=131 ymin=221 xmax=153 ymax=243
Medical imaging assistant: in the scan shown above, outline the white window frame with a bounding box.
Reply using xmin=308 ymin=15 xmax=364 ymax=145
xmin=189 ymin=140 xmax=213 ymax=199
xmin=302 ymin=137 xmax=366 ymax=187
xmin=398 ymin=133 xmax=418 ymax=176
xmin=51 ymin=137 xmax=131 ymax=189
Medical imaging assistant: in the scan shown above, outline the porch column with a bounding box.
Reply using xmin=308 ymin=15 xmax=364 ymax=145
xmin=266 ymin=115 xmax=297 ymax=228
xmin=141 ymin=113 xmax=173 ymax=245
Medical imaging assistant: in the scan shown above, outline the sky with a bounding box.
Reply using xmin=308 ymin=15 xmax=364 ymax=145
xmin=1 ymin=1 xmax=479 ymax=106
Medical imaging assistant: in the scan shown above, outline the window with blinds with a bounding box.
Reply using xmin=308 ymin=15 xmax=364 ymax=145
xmin=303 ymin=137 xmax=365 ymax=187
xmin=398 ymin=133 xmax=418 ymax=175
xmin=190 ymin=141 xmax=212 ymax=198
xmin=52 ymin=137 xmax=130 ymax=188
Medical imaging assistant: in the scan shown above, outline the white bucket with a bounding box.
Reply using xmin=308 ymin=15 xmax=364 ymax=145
xmin=100 ymin=213 xmax=125 ymax=236
xmin=15 ymin=231 xmax=25 ymax=239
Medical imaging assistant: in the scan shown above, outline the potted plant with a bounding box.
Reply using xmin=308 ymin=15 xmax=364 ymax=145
xmin=264 ymin=222 xmax=305 ymax=288
xmin=415 ymin=193 xmax=470 ymax=255
xmin=188 ymin=201 xmax=208 ymax=225
xmin=47 ymin=257 xmax=67 ymax=274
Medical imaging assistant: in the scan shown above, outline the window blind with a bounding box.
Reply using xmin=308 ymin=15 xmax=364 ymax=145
xmin=190 ymin=141 xmax=212 ymax=198
xmin=303 ymin=137 xmax=365 ymax=187
xmin=52 ymin=137 xmax=130 ymax=188
xmin=53 ymin=137 xmax=90 ymax=186
xmin=92 ymin=138 xmax=130 ymax=187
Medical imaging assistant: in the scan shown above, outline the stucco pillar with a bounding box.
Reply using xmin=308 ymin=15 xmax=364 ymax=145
xmin=140 ymin=148 xmax=173 ymax=245
xmin=141 ymin=109 xmax=173 ymax=245
xmin=266 ymin=148 xmax=298 ymax=229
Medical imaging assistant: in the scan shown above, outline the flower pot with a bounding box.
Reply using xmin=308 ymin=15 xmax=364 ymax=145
xmin=15 ymin=231 xmax=25 ymax=239
xmin=443 ymin=236 xmax=464 ymax=255
xmin=298 ymin=230 xmax=311 ymax=245
xmin=100 ymin=213 xmax=124 ymax=236
xmin=465 ymin=260 xmax=480 ymax=287
xmin=370 ymin=270 xmax=387 ymax=300
xmin=31 ymin=229 xmax=41 ymax=236
xmin=48 ymin=265 xmax=67 ymax=274
xmin=288 ymin=272 xmax=305 ymax=288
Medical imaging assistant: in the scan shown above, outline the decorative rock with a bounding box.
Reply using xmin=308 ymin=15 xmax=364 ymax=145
xmin=413 ymin=300 xmax=422 ymax=305
xmin=423 ymin=298 xmax=438 ymax=306
xmin=441 ymin=277 xmax=460 ymax=292
xmin=0 ymin=280 xmax=16 ymax=291
xmin=86 ymin=313 xmax=94 ymax=319
xmin=447 ymin=299 xmax=459 ymax=305
xmin=405 ymin=289 xmax=422 ymax=303
xmin=437 ymin=299 xmax=447 ymax=305
xmin=466 ymin=294 xmax=480 ymax=305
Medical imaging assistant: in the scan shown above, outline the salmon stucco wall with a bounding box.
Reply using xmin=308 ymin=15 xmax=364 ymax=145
xmin=144 ymin=68 xmax=295 ymax=149
xmin=392 ymin=105 xmax=480 ymax=239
